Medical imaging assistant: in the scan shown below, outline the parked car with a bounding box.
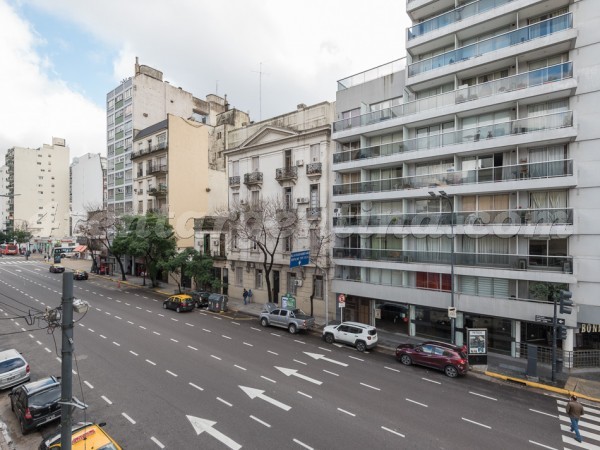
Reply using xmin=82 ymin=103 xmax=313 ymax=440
xmin=162 ymin=294 xmax=195 ymax=313
xmin=10 ymin=376 xmax=65 ymax=434
xmin=72 ymin=270 xmax=88 ymax=280
xmin=39 ymin=421 xmax=122 ymax=450
xmin=395 ymin=341 xmax=469 ymax=378
xmin=190 ymin=290 xmax=210 ymax=308
xmin=259 ymin=303 xmax=315 ymax=334
xmin=49 ymin=264 xmax=65 ymax=273
xmin=322 ymin=321 xmax=378 ymax=352
xmin=0 ymin=349 xmax=30 ymax=390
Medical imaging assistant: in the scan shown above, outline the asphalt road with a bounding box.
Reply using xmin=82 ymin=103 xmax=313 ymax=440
xmin=0 ymin=259 xmax=575 ymax=449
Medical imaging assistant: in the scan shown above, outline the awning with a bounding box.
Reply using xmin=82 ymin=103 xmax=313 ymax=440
xmin=74 ymin=245 xmax=87 ymax=252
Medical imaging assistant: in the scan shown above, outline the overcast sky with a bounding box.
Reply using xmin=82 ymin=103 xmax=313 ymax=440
xmin=0 ymin=0 xmax=410 ymax=161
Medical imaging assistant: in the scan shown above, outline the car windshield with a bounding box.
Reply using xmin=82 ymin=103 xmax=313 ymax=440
xmin=368 ymin=329 xmax=377 ymax=336
xmin=98 ymin=445 xmax=119 ymax=450
xmin=293 ymin=309 xmax=308 ymax=316
xmin=30 ymin=388 xmax=61 ymax=407
xmin=0 ymin=358 xmax=24 ymax=373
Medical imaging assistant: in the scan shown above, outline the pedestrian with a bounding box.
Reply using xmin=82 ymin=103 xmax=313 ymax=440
xmin=566 ymin=394 xmax=584 ymax=443
xmin=248 ymin=289 xmax=253 ymax=303
xmin=243 ymin=288 xmax=248 ymax=305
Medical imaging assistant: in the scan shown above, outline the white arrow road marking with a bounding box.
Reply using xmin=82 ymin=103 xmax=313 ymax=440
xmin=275 ymin=366 xmax=323 ymax=385
xmin=303 ymin=352 xmax=348 ymax=367
xmin=187 ymin=416 xmax=241 ymax=450
xmin=239 ymin=386 xmax=291 ymax=411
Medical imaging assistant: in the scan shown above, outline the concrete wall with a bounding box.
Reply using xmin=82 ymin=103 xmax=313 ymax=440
xmin=71 ymin=153 xmax=105 ymax=233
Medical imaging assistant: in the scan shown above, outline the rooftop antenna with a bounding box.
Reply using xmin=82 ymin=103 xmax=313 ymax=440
xmin=216 ymin=80 xmax=219 ymax=96
xmin=252 ymin=62 xmax=269 ymax=121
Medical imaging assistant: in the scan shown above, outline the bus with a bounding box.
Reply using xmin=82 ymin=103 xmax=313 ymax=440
xmin=0 ymin=244 xmax=19 ymax=255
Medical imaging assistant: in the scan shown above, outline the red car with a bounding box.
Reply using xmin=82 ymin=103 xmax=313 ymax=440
xmin=395 ymin=341 xmax=468 ymax=378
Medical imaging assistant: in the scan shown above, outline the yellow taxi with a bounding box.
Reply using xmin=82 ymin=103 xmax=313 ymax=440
xmin=162 ymin=294 xmax=195 ymax=313
xmin=40 ymin=422 xmax=122 ymax=449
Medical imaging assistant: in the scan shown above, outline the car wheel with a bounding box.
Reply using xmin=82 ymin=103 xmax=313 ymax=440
xmin=324 ymin=333 xmax=334 ymax=344
xmin=176 ymin=306 xmax=181 ymax=313
xmin=400 ymin=354 xmax=412 ymax=366
xmin=260 ymin=317 xmax=269 ymax=327
xmin=356 ymin=341 xmax=366 ymax=352
xmin=162 ymin=303 xmax=167 ymax=309
xmin=20 ymin=419 xmax=29 ymax=435
xmin=444 ymin=365 xmax=459 ymax=378
xmin=288 ymin=324 xmax=297 ymax=334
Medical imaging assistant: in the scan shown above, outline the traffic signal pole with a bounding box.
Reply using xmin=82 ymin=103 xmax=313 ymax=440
xmin=60 ymin=272 xmax=74 ymax=450
xmin=551 ymin=292 xmax=557 ymax=383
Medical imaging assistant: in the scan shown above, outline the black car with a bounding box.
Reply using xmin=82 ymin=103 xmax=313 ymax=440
xmin=190 ymin=290 xmax=210 ymax=308
xmin=10 ymin=376 xmax=63 ymax=434
xmin=73 ymin=270 xmax=89 ymax=280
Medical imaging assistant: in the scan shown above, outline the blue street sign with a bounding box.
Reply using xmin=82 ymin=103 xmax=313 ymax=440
xmin=290 ymin=250 xmax=310 ymax=268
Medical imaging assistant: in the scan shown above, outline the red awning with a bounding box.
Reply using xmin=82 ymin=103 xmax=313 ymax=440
xmin=74 ymin=245 xmax=87 ymax=252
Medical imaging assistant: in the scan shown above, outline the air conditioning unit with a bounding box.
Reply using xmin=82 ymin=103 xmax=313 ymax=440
xmin=212 ymin=240 xmax=219 ymax=247
xmin=294 ymin=279 xmax=303 ymax=287
xmin=296 ymin=159 xmax=304 ymax=166
xmin=333 ymin=208 xmax=341 ymax=217
xmin=296 ymin=197 xmax=308 ymax=204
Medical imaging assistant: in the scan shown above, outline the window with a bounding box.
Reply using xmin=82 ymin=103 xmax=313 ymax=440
xmin=460 ymin=276 xmax=509 ymax=298
xmin=108 ymin=99 xmax=114 ymax=110
xmin=251 ymin=190 xmax=260 ymax=206
xmin=231 ymin=160 xmax=239 ymax=177
xmin=341 ymin=108 xmax=361 ymax=128
xmin=287 ymin=272 xmax=297 ymax=295
xmin=108 ymin=129 xmax=115 ymax=140
xmin=284 ymin=187 xmax=293 ymax=210
xmin=252 ymin=156 xmax=259 ymax=172
xmin=231 ymin=231 xmax=238 ymax=250
xmin=236 ymin=267 xmax=243 ymax=285
xmin=417 ymin=272 xmax=451 ymax=291
xmin=310 ymin=144 xmax=320 ymax=162
xmin=313 ymin=275 xmax=323 ymax=299
xmin=284 ymin=236 xmax=293 ymax=253
xmin=284 ymin=149 xmax=292 ymax=168
xmin=255 ymin=269 xmax=263 ymax=289
xmin=107 ymin=114 xmax=114 ymax=125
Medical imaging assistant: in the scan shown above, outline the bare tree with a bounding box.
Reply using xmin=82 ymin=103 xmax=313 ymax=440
xmin=307 ymin=231 xmax=332 ymax=317
xmin=216 ymin=197 xmax=299 ymax=303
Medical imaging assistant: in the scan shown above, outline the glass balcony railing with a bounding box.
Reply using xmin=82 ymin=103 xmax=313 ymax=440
xmin=333 ymin=158 xmax=573 ymax=196
xmin=333 ymin=62 xmax=572 ymax=133
xmin=408 ymin=0 xmax=514 ymax=40
xmin=337 ymin=59 xmax=406 ymax=91
xmin=334 ymin=111 xmax=573 ymax=165
xmin=408 ymin=13 xmax=573 ymax=77
xmin=333 ymin=208 xmax=574 ymax=227
xmin=332 ymin=247 xmax=573 ymax=273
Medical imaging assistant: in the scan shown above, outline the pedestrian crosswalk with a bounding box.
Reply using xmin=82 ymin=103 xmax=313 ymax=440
xmin=0 ymin=259 xmax=37 ymax=265
xmin=557 ymin=399 xmax=600 ymax=449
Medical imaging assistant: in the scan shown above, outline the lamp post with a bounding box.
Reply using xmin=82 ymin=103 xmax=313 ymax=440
xmin=429 ymin=190 xmax=455 ymax=344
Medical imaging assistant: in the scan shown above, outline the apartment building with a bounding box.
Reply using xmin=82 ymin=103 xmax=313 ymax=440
xmin=70 ymin=153 xmax=106 ymax=235
xmin=331 ymin=0 xmax=599 ymax=356
xmin=4 ymin=137 xmax=70 ymax=238
xmin=197 ymin=102 xmax=334 ymax=317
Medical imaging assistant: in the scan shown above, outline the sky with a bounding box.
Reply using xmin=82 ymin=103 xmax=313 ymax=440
xmin=0 ymin=0 xmax=410 ymax=161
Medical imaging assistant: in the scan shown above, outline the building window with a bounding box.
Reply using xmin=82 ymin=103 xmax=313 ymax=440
xmin=417 ymin=272 xmax=451 ymax=292
xmin=310 ymin=144 xmax=320 ymax=162
xmin=255 ymin=269 xmax=263 ymax=289
xmin=236 ymin=267 xmax=243 ymax=285
xmin=313 ymin=275 xmax=323 ymax=299
xmin=287 ymin=272 xmax=297 ymax=295
xmin=284 ymin=236 xmax=293 ymax=253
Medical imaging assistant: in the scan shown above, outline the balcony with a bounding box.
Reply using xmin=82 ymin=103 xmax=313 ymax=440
xmin=306 ymin=162 xmax=322 ymax=178
xmin=275 ymin=166 xmax=298 ymax=183
xmin=229 ymin=176 xmax=241 ymax=187
xmin=131 ymin=142 xmax=168 ymax=159
xmin=333 ymin=158 xmax=573 ymax=196
xmin=408 ymin=13 xmax=573 ymax=78
xmin=306 ymin=207 xmax=322 ymax=221
xmin=333 ymin=62 xmax=573 ymax=133
xmin=333 ymin=208 xmax=574 ymax=228
xmin=407 ymin=0 xmax=514 ymax=41
xmin=244 ymin=172 xmax=264 ymax=186
xmin=337 ymin=58 xmax=406 ymax=91
xmin=333 ymin=111 xmax=573 ymax=167
xmin=148 ymin=164 xmax=168 ymax=175
xmin=148 ymin=184 xmax=167 ymax=197
xmin=332 ymin=247 xmax=573 ymax=274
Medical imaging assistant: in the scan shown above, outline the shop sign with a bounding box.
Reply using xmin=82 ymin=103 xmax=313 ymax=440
xmin=579 ymin=323 xmax=600 ymax=333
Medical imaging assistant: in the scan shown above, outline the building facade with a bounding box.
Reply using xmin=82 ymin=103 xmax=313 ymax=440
xmin=4 ymin=137 xmax=70 ymax=238
xmin=70 ymin=152 xmax=106 ymax=235
xmin=332 ymin=0 xmax=599 ymax=356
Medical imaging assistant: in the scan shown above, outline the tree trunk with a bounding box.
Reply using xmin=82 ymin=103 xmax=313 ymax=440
xmin=115 ymin=255 xmax=127 ymax=281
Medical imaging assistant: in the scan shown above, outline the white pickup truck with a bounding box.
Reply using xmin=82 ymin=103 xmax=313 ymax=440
xmin=259 ymin=303 xmax=315 ymax=334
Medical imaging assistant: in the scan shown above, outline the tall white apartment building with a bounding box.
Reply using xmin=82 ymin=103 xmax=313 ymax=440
xmin=70 ymin=153 xmax=106 ymax=235
xmin=5 ymin=137 xmax=70 ymax=238
xmin=332 ymin=0 xmax=599 ymax=358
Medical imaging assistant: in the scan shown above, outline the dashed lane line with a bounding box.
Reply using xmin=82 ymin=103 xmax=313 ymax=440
xmin=122 ymin=413 xmax=136 ymax=424
xmin=250 ymin=415 xmax=271 ymax=428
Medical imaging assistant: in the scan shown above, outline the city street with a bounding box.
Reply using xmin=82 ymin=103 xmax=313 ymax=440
xmin=0 ymin=258 xmax=590 ymax=449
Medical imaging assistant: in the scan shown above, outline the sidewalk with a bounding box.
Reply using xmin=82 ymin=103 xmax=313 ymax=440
xmin=51 ymin=255 xmax=600 ymax=403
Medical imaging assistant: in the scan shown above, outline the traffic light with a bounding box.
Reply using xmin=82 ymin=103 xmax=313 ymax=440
xmin=557 ymin=325 xmax=568 ymax=340
xmin=559 ymin=290 xmax=573 ymax=314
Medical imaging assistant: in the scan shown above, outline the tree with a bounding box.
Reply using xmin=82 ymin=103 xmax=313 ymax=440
xmin=530 ymin=282 xmax=568 ymax=302
xmin=307 ymin=231 xmax=331 ymax=317
xmin=217 ymin=197 xmax=299 ymax=303
xmin=184 ymin=250 xmax=221 ymax=291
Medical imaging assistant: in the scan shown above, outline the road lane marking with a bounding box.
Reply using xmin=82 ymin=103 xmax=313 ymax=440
xmin=298 ymin=391 xmax=312 ymax=399
xmin=360 ymin=382 xmax=380 ymax=391
xmin=101 ymin=396 xmax=112 ymax=405
xmin=211 ymin=355 xmax=222 ymax=361
xmin=113 ymin=342 xmax=121 ymax=347
xmin=203 ymin=328 xmax=212 ymax=333
xmin=250 ymin=415 xmax=271 ymax=427
xmin=381 ymin=426 xmax=405 ymax=438
xmin=293 ymin=359 xmax=307 ymax=365
xmin=323 ymin=370 xmax=339 ymax=376
xmin=294 ymin=340 xmax=306 ymax=344
xmin=462 ymin=417 xmax=491 ymax=429
xmin=171 ymin=338 xmax=179 ymax=343
xmin=45 ymin=347 xmax=51 ymax=353
xmin=469 ymin=391 xmax=497 ymax=401
xmin=130 ymin=351 xmax=138 ymax=356
xmin=36 ymin=340 xmax=42 ymax=345
xmin=348 ymin=355 xmax=364 ymax=361
xmin=270 ymin=333 xmax=282 ymax=337
xmin=243 ymin=342 xmax=253 ymax=347
xmin=105 ymin=311 xmax=111 ymax=315
xmin=127 ymin=321 xmax=134 ymax=325
xmin=211 ymin=316 xmax=222 ymax=320
xmin=171 ymin=318 xmax=179 ymax=322
xmin=231 ymin=321 xmax=240 ymax=325
xmin=217 ymin=397 xmax=232 ymax=407
xmin=260 ymin=376 xmax=276 ymax=383
xmin=122 ymin=413 xmax=136 ymax=424
xmin=234 ymin=365 xmax=247 ymax=371
xmin=150 ymin=436 xmax=165 ymax=448
xmin=384 ymin=366 xmax=400 ymax=373
xmin=529 ymin=409 xmax=558 ymax=418
xmin=189 ymin=382 xmax=204 ymax=391
xmin=153 ymin=331 xmax=161 ymax=335
xmin=139 ymin=325 xmax=146 ymax=330
xmin=166 ymin=370 xmax=178 ymax=377
xmin=136 ymin=306 xmax=142 ymax=310
xmin=337 ymin=408 xmax=355 ymax=417
xmin=158 ymin=314 xmax=164 ymax=317
xmin=84 ymin=381 xmax=94 ymax=389
xmin=188 ymin=345 xmax=198 ymax=351
xmin=317 ymin=347 xmax=332 ymax=352
xmin=100 ymin=335 xmax=107 ymax=339
xmin=267 ymin=350 xmax=279 ymax=356
xmin=293 ymin=438 xmax=313 ymax=449
xmin=115 ymin=316 xmax=122 ymax=320
xmin=222 ymin=335 xmax=232 ymax=340
xmin=146 ymin=359 xmax=156 ymax=366
xmin=250 ymin=327 xmax=261 ymax=332
xmin=185 ymin=323 xmax=194 ymax=327
xmin=125 ymin=303 xmax=130 ymax=306
xmin=406 ymin=398 xmax=428 ymax=407
xmin=528 ymin=440 xmax=558 ymax=450
xmin=423 ymin=377 xmax=441 ymax=384
xmin=146 ymin=309 xmax=152 ymax=313
xmin=305 ymin=352 xmax=348 ymax=367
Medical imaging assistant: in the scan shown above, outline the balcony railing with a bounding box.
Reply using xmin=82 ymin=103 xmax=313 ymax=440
xmin=332 ymin=247 xmax=573 ymax=273
xmin=333 ymin=158 xmax=573 ymax=196
xmin=244 ymin=172 xmax=264 ymax=185
xmin=408 ymin=13 xmax=573 ymax=77
xmin=148 ymin=184 xmax=168 ymax=196
xmin=275 ymin=166 xmax=298 ymax=181
xmin=131 ymin=142 xmax=168 ymax=159
xmin=337 ymin=58 xmax=406 ymax=91
xmin=229 ymin=176 xmax=241 ymax=186
xmin=408 ymin=0 xmax=514 ymax=41
xmin=307 ymin=162 xmax=323 ymax=176
xmin=334 ymin=110 xmax=573 ymax=165
xmin=306 ymin=207 xmax=322 ymax=220
xmin=333 ymin=62 xmax=573 ymax=133
xmin=148 ymin=164 xmax=168 ymax=175
xmin=333 ymin=208 xmax=574 ymax=227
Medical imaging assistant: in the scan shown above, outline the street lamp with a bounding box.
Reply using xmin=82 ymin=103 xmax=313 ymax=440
xmin=429 ymin=190 xmax=456 ymax=345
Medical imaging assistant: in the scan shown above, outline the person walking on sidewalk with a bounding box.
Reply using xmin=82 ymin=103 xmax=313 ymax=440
xmin=566 ymin=394 xmax=584 ymax=443
xmin=243 ymin=288 xmax=248 ymax=305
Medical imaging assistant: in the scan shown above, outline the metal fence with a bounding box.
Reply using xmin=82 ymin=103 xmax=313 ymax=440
xmin=519 ymin=343 xmax=600 ymax=368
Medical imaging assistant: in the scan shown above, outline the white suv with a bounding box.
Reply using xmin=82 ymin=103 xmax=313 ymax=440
xmin=322 ymin=321 xmax=378 ymax=352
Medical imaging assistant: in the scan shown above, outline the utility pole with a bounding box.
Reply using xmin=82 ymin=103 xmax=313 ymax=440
xmin=60 ymin=272 xmax=74 ymax=450
xmin=551 ymin=291 xmax=557 ymax=382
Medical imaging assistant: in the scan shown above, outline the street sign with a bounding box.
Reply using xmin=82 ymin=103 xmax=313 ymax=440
xmin=337 ymin=293 xmax=346 ymax=308
xmin=290 ymin=250 xmax=310 ymax=268
xmin=448 ymin=307 xmax=457 ymax=318
xmin=535 ymin=315 xmax=565 ymax=325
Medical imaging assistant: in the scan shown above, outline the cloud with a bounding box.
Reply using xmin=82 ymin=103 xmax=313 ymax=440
xmin=0 ymin=0 xmax=105 ymax=160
